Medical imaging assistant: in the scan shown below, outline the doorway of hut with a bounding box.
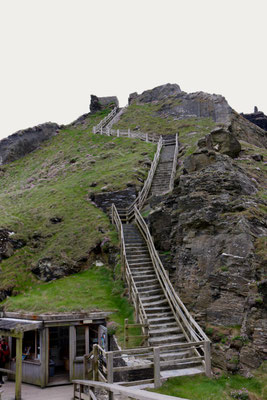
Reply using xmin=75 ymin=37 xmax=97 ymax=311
xmin=48 ymin=327 xmax=69 ymax=385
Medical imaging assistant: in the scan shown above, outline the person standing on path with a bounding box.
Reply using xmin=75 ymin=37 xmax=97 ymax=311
xmin=0 ymin=338 xmax=10 ymax=384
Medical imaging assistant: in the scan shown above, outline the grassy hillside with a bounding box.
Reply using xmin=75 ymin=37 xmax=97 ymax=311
xmin=151 ymin=366 xmax=267 ymax=400
xmin=0 ymin=110 xmax=155 ymax=299
xmin=3 ymin=265 xmax=139 ymax=345
xmin=113 ymin=102 xmax=216 ymax=136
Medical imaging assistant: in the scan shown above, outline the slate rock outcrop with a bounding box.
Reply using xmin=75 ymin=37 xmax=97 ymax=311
xmin=128 ymin=83 xmax=232 ymax=124
xmin=0 ymin=229 xmax=25 ymax=262
xmin=31 ymin=257 xmax=81 ymax=282
xmin=147 ymin=146 xmax=267 ymax=374
xmin=90 ymin=95 xmax=119 ymax=113
xmin=129 ymin=83 xmax=182 ymax=104
xmin=0 ymin=122 xmax=61 ymax=165
xmin=241 ymin=107 xmax=267 ymax=131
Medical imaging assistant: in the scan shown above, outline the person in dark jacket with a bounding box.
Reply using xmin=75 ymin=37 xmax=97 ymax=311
xmin=0 ymin=338 xmax=10 ymax=384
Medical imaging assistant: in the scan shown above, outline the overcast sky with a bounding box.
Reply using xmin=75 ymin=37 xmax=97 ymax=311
xmin=0 ymin=0 xmax=266 ymax=140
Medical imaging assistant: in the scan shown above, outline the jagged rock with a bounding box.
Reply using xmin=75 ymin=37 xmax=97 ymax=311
xmin=90 ymin=187 xmax=137 ymax=213
xmin=128 ymin=83 xmax=182 ymax=105
xmin=210 ymin=127 xmax=241 ymax=158
xmin=226 ymin=348 xmax=240 ymax=372
xmin=148 ymin=143 xmax=266 ymax=373
xmin=183 ymin=151 xmax=217 ymax=173
xmin=0 ymin=229 xmax=25 ymax=261
xmin=230 ymin=111 xmax=267 ymax=148
xmin=90 ymin=95 xmax=119 ymax=113
xmin=212 ymin=346 xmax=227 ymax=370
xmin=128 ymin=92 xmax=138 ymax=104
xmin=240 ymin=346 xmax=262 ymax=370
xmin=0 ymin=122 xmax=61 ymax=165
xmin=251 ymin=154 xmax=263 ymax=162
xmin=241 ymin=108 xmax=267 ymax=131
xmin=31 ymin=258 xmax=80 ymax=282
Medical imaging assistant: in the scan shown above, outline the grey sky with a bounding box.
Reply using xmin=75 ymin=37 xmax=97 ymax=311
xmin=0 ymin=0 xmax=266 ymax=140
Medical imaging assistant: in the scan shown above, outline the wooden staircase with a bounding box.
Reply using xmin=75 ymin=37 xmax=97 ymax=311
xmin=83 ymin=109 xmax=211 ymax=389
xmin=122 ymin=224 xmax=205 ymax=379
xmin=149 ymin=142 xmax=175 ymax=195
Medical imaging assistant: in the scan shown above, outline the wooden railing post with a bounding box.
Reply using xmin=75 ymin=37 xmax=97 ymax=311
xmin=15 ymin=335 xmax=23 ymax=400
xmin=153 ymin=347 xmax=161 ymax=389
xmin=107 ymin=352 xmax=114 ymax=383
xmin=204 ymin=341 xmax=212 ymax=377
xmin=83 ymin=355 xmax=87 ymax=379
xmin=124 ymin=318 xmax=128 ymax=349
xmin=144 ymin=318 xmax=149 ymax=347
xmin=136 ymin=296 xmax=140 ymax=323
xmin=93 ymin=344 xmax=99 ymax=381
xmin=111 ymin=205 xmax=114 ymax=225
xmin=117 ymin=129 xmax=119 ymax=137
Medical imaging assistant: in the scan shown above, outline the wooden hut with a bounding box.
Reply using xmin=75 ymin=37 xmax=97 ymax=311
xmin=0 ymin=311 xmax=110 ymax=394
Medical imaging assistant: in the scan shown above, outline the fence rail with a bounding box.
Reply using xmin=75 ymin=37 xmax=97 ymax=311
xmin=73 ymin=380 xmax=189 ymax=400
xmin=134 ymin=206 xmax=211 ymax=376
xmin=169 ymin=133 xmax=179 ymax=191
xmin=93 ymin=107 xmax=118 ymax=133
xmin=82 ymin=340 xmax=207 ymax=390
xmin=113 ymin=136 xmax=162 ymax=223
xmin=124 ymin=318 xmax=149 ymax=349
xmin=111 ymin=205 xmax=148 ymax=328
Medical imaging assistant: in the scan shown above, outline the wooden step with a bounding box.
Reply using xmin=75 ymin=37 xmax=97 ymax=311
xmin=149 ymin=335 xmax=185 ymax=345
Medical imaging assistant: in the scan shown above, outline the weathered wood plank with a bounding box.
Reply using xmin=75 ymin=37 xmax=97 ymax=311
xmin=15 ymin=336 xmax=23 ymax=400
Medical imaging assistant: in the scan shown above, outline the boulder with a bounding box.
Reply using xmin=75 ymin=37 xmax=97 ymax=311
xmin=31 ymin=258 xmax=80 ymax=282
xmin=90 ymin=187 xmax=137 ymax=214
xmin=90 ymin=95 xmax=119 ymax=113
xmin=210 ymin=127 xmax=241 ymax=158
xmin=183 ymin=151 xmax=217 ymax=173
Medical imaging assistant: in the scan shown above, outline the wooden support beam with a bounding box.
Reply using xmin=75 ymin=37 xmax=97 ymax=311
xmin=107 ymin=352 xmax=113 ymax=384
xmin=93 ymin=344 xmax=99 ymax=381
xmin=15 ymin=336 xmax=23 ymax=400
xmin=107 ymin=352 xmax=114 ymax=400
xmin=204 ymin=341 xmax=211 ymax=378
xmin=153 ymin=347 xmax=161 ymax=389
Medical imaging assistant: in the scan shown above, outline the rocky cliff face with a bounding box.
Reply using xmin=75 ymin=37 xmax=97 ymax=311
xmin=142 ymin=85 xmax=267 ymax=375
xmin=241 ymin=107 xmax=267 ymax=131
xmin=129 ymin=83 xmax=232 ymax=125
xmin=0 ymin=122 xmax=61 ymax=165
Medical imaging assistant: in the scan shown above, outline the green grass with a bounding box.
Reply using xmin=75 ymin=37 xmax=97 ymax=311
xmin=0 ymin=110 xmax=156 ymax=298
xmin=2 ymin=265 xmax=137 ymax=345
xmin=151 ymin=370 xmax=267 ymax=400
xmin=113 ymin=102 xmax=216 ymax=137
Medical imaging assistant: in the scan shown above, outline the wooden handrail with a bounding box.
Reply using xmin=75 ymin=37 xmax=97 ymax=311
xmin=93 ymin=107 xmax=118 ymax=133
xmin=134 ymin=206 xmax=209 ymax=344
xmin=73 ymin=380 xmax=190 ymax=400
xmin=169 ymin=133 xmax=179 ymax=192
xmin=116 ymin=136 xmax=162 ymax=223
xmin=111 ymin=204 xmax=148 ymax=327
